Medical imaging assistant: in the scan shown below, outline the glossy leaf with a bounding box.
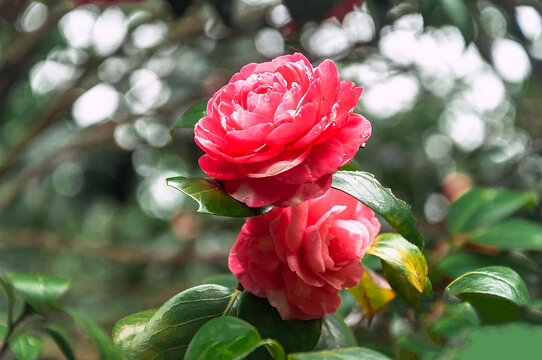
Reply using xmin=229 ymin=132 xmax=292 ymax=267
xmin=366 ymin=233 xmax=428 ymax=309
xmin=169 ymin=100 xmax=207 ymax=136
xmin=166 ymin=176 xmax=272 ymax=217
xmin=112 ymin=309 xmax=156 ymax=355
xmin=9 ymin=333 xmax=43 ymax=360
xmin=6 ymin=273 xmax=69 ymax=314
xmin=288 ymin=347 xmax=392 ymax=360
xmin=315 ymin=314 xmax=357 ymax=350
xmin=130 ymin=284 xmax=234 ymax=359
xmin=468 ymin=219 xmax=542 ymax=251
xmin=332 ymin=171 xmax=425 ymax=249
xmin=237 ymin=291 xmax=322 ymax=356
xmin=61 ymin=307 xmax=123 ymax=360
xmin=447 ymin=188 xmax=537 ymax=236
xmin=446 ymin=266 xmax=531 ymax=324
xmin=41 ymin=326 xmax=76 ymax=360
xmin=185 ymin=316 xmax=285 ymax=360
xmin=349 ymin=269 xmax=395 ymax=319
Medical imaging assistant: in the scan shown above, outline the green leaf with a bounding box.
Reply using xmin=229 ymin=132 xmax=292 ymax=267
xmin=166 ymin=176 xmax=272 ymax=218
xmin=112 ymin=309 xmax=156 ymax=355
xmin=60 ymin=307 xmax=123 ymax=360
xmin=315 ymin=314 xmax=357 ymax=350
xmin=446 ymin=266 xmax=531 ymax=324
xmin=6 ymin=273 xmax=70 ymax=314
xmin=202 ymin=274 xmax=238 ymax=290
xmin=348 ymin=269 xmax=395 ymax=320
xmin=468 ymin=219 xmax=542 ymax=251
xmin=131 ymin=284 xmax=234 ymax=359
xmin=185 ymin=316 xmax=285 ymax=360
xmin=237 ymin=291 xmax=322 ymax=356
xmin=332 ymin=171 xmax=425 ymax=249
xmin=288 ymin=347 xmax=392 ymax=360
xmin=0 ymin=276 xmax=15 ymax=324
xmin=335 ymin=290 xmax=357 ymax=321
xmin=9 ymin=333 xmax=43 ymax=360
xmin=431 ymin=251 xmax=538 ymax=284
xmin=429 ymin=303 xmax=478 ymax=339
xmin=439 ymin=0 xmax=473 ymax=42
xmin=447 ymin=188 xmax=537 ymax=236
xmin=436 ymin=323 xmax=542 ymax=359
xmin=366 ymin=233 xmax=428 ymax=309
xmin=169 ymin=100 xmax=207 ymax=136
xmin=41 ymin=326 xmax=76 ymax=360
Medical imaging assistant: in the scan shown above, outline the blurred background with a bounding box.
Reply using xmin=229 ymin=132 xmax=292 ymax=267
xmin=0 ymin=0 xmax=541 ymax=357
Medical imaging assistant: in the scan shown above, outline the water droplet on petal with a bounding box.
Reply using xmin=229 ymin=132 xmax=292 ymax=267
xmin=362 ymin=131 xmax=370 ymax=138
xmin=360 ymin=142 xmax=367 ymax=148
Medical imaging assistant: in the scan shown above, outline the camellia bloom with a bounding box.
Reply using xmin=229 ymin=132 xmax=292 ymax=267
xmin=228 ymin=189 xmax=380 ymax=320
xmin=194 ymin=53 xmax=371 ymax=207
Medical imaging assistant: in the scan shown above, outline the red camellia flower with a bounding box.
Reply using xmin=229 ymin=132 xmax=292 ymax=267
xmin=228 ymin=189 xmax=380 ymax=320
xmin=194 ymin=53 xmax=371 ymax=207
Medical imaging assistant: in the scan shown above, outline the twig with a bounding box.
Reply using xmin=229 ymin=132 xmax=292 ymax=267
xmin=0 ymin=303 xmax=32 ymax=359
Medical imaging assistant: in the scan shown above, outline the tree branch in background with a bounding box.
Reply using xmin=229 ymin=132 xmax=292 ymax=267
xmin=0 ymin=229 xmax=228 ymax=266
xmin=0 ymin=3 xmax=71 ymax=107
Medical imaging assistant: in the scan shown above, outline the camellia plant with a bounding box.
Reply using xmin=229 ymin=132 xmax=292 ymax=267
xmin=110 ymin=54 xmax=542 ymax=359
xmin=2 ymin=50 xmax=542 ymax=359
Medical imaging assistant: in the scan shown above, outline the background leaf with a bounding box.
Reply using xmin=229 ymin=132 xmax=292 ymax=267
xmin=315 ymin=314 xmax=357 ymax=351
xmin=332 ymin=171 xmax=425 ymax=249
xmin=169 ymin=100 xmax=207 ymax=136
xmin=366 ymin=233 xmax=428 ymax=309
xmin=202 ymin=274 xmax=238 ymax=290
xmin=41 ymin=326 xmax=76 ymax=360
xmin=61 ymin=307 xmax=123 ymax=360
xmin=6 ymin=273 xmax=70 ymax=314
xmin=431 ymin=251 xmax=539 ymax=284
xmin=468 ymin=219 xmax=542 ymax=251
xmin=130 ymin=284 xmax=233 ymax=359
xmin=349 ymin=269 xmax=395 ymax=320
xmin=435 ymin=323 xmax=542 ymax=359
xmin=447 ymin=188 xmax=537 ymax=236
xmin=439 ymin=0 xmax=473 ymax=42
xmin=112 ymin=309 xmax=157 ymax=355
xmin=166 ymin=177 xmax=272 ymax=217
xmin=429 ymin=303 xmax=478 ymax=339
xmin=236 ymin=291 xmax=322 ymax=356
xmin=288 ymin=347 xmax=393 ymax=360
xmin=185 ymin=316 xmax=285 ymax=360
xmin=446 ymin=266 xmax=531 ymax=324
xmin=9 ymin=333 xmax=43 ymax=360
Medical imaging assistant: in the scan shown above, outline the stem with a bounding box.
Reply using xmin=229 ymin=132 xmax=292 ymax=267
xmin=222 ymin=283 xmax=244 ymax=316
xmin=0 ymin=303 xmax=32 ymax=358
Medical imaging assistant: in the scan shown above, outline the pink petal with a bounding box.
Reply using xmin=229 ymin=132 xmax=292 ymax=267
xmin=335 ymin=113 xmax=371 ymax=166
xmin=199 ymin=154 xmax=244 ymax=180
xmin=276 ymin=139 xmax=344 ymax=184
xmin=266 ymin=103 xmax=317 ymax=147
xmin=238 ymin=147 xmax=311 ymax=178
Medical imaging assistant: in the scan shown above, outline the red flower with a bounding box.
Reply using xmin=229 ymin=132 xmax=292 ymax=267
xmin=194 ymin=53 xmax=371 ymax=207
xmin=228 ymin=189 xmax=380 ymax=320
